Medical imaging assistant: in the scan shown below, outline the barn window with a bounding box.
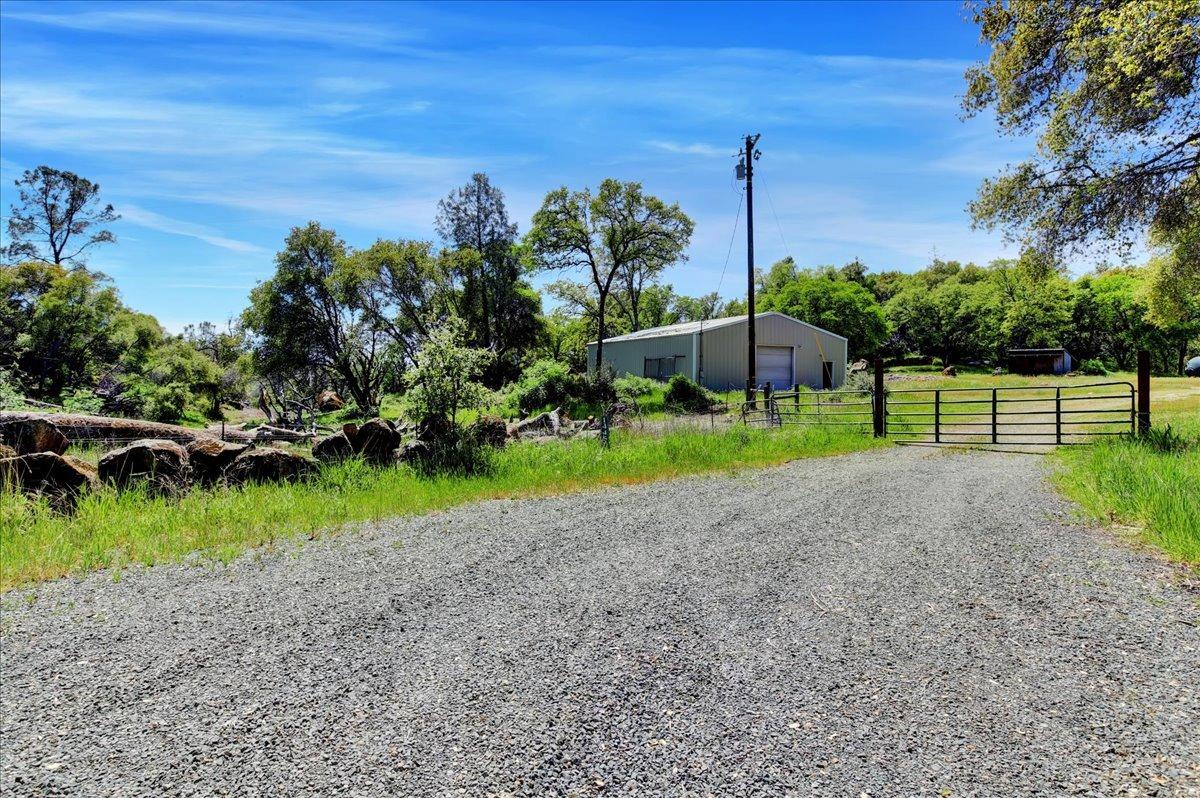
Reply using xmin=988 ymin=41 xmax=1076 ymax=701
xmin=644 ymin=356 xmax=682 ymax=380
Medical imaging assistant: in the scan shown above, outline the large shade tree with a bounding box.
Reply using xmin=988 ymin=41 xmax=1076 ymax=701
xmin=243 ymin=223 xmax=394 ymax=415
xmin=436 ymin=174 xmax=543 ymax=384
xmin=528 ymin=179 xmax=693 ymax=375
xmin=5 ymin=166 xmax=119 ymax=266
xmin=964 ymin=0 xmax=1200 ymax=339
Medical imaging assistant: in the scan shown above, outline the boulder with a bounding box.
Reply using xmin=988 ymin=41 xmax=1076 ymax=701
xmin=512 ymin=408 xmax=561 ymax=439
xmin=415 ymin=416 xmax=453 ymax=444
xmin=468 ymin=415 xmax=507 ymax=448
xmin=62 ymin=454 xmax=100 ymax=483
xmin=942 ymin=365 xmax=957 ymax=377
xmin=394 ymin=440 xmax=431 ymax=465
xmin=0 ymin=418 xmax=69 ymax=456
xmin=316 ymin=390 xmax=345 ymax=411
xmin=1 ymin=452 xmax=98 ymax=510
xmin=992 ymin=366 xmax=1004 ymax=376
xmin=351 ymin=417 xmax=402 ymax=464
xmin=98 ymin=439 xmax=190 ymax=494
xmin=185 ymin=438 xmax=250 ymax=484
xmin=226 ymin=448 xmax=316 ymax=485
xmin=313 ymin=431 xmax=354 ymax=463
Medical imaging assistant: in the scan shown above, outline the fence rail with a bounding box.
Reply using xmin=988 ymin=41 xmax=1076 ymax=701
xmin=883 ymin=381 xmax=1135 ymax=445
xmin=739 ymin=354 xmax=1154 ymax=448
xmin=741 ymin=388 xmax=875 ymax=429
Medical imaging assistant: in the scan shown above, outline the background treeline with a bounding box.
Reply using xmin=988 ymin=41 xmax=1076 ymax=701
xmin=2 ymin=166 xmax=1198 ymax=427
xmin=742 ymin=252 xmax=1200 ymax=376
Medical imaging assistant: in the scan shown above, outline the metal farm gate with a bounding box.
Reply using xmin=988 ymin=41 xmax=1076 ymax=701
xmin=882 ymin=382 xmax=1135 ymax=445
xmin=740 ymin=353 xmax=1153 ymax=447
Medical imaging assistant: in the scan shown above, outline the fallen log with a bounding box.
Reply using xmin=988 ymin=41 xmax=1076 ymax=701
xmin=0 ymin=411 xmax=218 ymax=446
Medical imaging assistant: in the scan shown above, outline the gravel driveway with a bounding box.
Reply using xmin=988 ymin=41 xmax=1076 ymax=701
xmin=3 ymin=446 xmax=1198 ymax=796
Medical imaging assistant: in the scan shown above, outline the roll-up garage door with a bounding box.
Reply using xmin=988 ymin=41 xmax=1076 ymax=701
xmin=756 ymin=346 xmax=793 ymax=388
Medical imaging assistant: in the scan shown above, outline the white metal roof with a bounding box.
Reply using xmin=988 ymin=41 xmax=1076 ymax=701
xmin=587 ymin=312 xmax=848 ymax=345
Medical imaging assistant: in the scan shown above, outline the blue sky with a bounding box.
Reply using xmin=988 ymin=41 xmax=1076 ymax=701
xmin=0 ymin=0 xmax=1035 ymax=330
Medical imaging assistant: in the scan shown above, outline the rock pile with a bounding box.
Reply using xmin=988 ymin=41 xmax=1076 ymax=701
xmin=1 ymin=417 xmax=319 ymax=512
xmin=186 ymin=439 xmax=251 ymax=485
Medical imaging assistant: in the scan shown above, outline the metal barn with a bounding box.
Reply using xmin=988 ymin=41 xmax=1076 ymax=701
xmin=586 ymin=312 xmax=849 ymax=391
xmin=1007 ymin=348 xmax=1074 ymax=376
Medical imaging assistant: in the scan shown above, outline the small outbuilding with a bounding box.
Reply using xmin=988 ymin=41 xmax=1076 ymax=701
xmin=587 ymin=312 xmax=849 ymax=391
xmin=1007 ymin=347 xmax=1074 ymax=376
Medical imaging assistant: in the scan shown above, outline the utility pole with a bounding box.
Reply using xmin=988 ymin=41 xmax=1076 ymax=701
xmin=740 ymin=133 xmax=761 ymax=403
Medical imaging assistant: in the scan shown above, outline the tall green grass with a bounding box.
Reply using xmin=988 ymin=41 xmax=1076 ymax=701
xmin=1052 ymin=391 xmax=1200 ymax=564
xmin=1 ymin=425 xmax=884 ymax=590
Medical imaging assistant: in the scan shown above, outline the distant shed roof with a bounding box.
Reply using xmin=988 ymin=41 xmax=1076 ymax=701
xmin=588 ymin=312 xmax=847 ymax=345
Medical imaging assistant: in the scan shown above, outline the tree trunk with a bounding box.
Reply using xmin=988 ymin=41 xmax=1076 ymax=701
xmin=595 ymin=292 xmax=607 ymax=379
xmin=480 ymin=261 xmax=492 ymax=350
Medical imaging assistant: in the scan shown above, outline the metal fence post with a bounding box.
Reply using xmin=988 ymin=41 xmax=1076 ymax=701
xmin=1137 ymin=350 xmax=1151 ymax=434
xmin=793 ymin=383 xmax=800 ymax=414
xmin=934 ymin=390 xmax=941 ymax=443
xmin=1055 ymin=387 xmax=1062 ymax=445
xmin=991 ymin=388 xmax=997 ymax=444
xmin=872 ymin=357 xmax=885 ymax=437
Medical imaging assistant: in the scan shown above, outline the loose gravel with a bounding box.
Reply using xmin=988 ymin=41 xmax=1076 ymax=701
xmin=2 ymin=446 xmax=1198 ymax=796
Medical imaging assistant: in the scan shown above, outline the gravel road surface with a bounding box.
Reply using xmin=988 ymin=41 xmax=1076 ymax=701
xmin=3 ymin=446 xmax=1198 ymax=796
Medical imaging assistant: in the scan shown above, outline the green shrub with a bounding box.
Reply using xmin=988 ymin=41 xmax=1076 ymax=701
xmin=1079 ymin=358 xmax=1108 ymax=376
xmin=663 ymin=373 xmax=716 ymax=412
xmin=614 ymin=375 xmax=657 ymax=402
xmin=506 ymin=359 xmax=586 ymax=415
xmin=123 ymin=378 xmax=190 ymax=423
xmin=414 ymin=425 xmax=496 ymax=477
xmin=0 ymin=371 xmax=26 ymax=410
xmin=61 ymin=388 xmax=104 ymax=414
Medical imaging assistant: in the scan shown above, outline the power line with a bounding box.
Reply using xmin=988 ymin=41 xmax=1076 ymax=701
xmin=714 ymin=188 xmax=744 ymax=299
xmin=697 ymin=187 xmax=745 ymax=386
xmin=759 ymin=173 xmax=792 ymax=260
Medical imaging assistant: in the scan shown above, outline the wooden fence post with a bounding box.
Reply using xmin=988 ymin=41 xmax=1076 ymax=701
xmin=1137 ymin=350 xmax=1151 ymax=434
xmin=872 ymin=357 xmax=885 ymax=437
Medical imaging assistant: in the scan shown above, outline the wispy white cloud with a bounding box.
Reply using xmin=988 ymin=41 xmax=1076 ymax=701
xmin=648 ymin=141 xmax=729 ymax=158
xmin=119 ymin=204 xmax=266 ymax=253
xmin=313 ymin=77 xmax=392 ymax=95
xmin=1 ymin=2 xmax=425 ymax=49
xmin=0 ymin=80 xmax=479 ymax=232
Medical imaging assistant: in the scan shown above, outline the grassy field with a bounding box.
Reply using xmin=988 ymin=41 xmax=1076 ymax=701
xmin=0 ymin=424 xmax=885 ymax=591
